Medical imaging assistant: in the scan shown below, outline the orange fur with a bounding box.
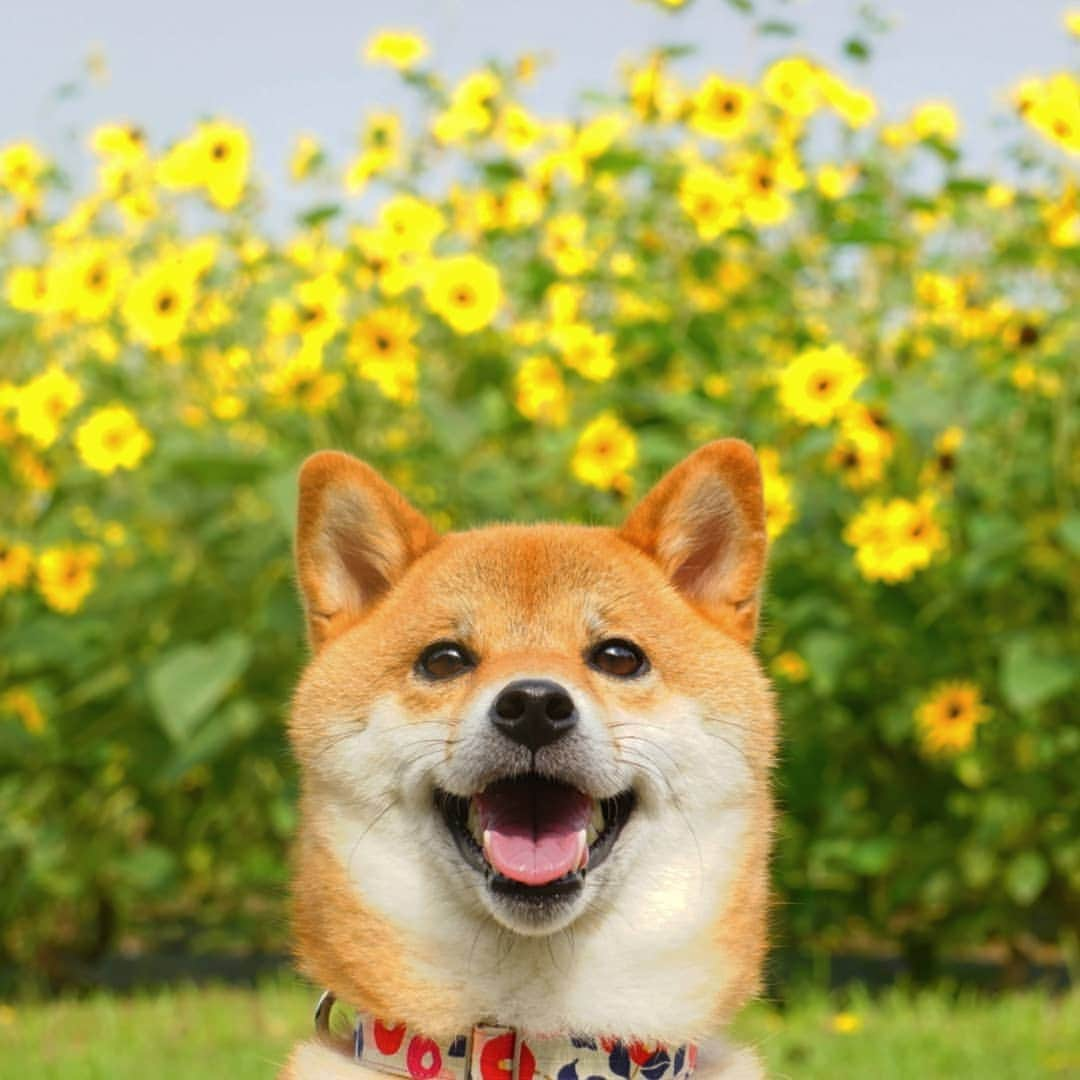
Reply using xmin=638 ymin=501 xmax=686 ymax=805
xmin=281 ymin=441 xmax=776 ymax=1077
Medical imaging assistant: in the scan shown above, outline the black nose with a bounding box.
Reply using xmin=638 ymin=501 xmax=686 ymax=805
xmin=490 ymin=679 xmax=577 ymax=752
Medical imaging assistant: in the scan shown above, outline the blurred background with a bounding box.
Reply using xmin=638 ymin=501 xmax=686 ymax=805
xmin=0 ymin=0 xmax=1077 ymax=1076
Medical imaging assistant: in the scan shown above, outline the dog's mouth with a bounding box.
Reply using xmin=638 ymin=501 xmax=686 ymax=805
xmin=435 ymin=774 xmax=635 ymax=901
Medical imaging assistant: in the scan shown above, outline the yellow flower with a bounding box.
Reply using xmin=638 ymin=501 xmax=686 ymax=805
xmin=15 ymin=367 xmax=83 ymax=448
xmin=1014 ymin=73 xmax=1080 ymax=154
xmin=772 ymin=651 xmax=808 ymax=682
xmin=921 ymin=426 xmax=963 ymax=489
xmin=1 ymin=688 xmax=45 ymax=735
xmin=778 ymin=344 xmax=865 ymax=426
xmin=735 ymin=153 xmax=795 ymax=227
xmin=53 ymin=240 xmax=127 ymax=322
xmin=690 ymin=76 xmax=755 ymax=139
xmin=432 ymin=71 xmax=501 ymax=144
xmin=0 ymin=141 xmax=47 ymax=200
xmin=75 ymin=405 xmax=153 ymax=475
xmin=423 ymin=254 xmax=502 ymax=334
xmin=831 ymin=1012 xmax=862 ymax=1035
xmin=123 ymin=259 xmax=197 ymax=350
xmin=36 ymin=544 xmax=102 ymax=614
xmin=6 ymin=265 xmax=55 ymax=313
xmin=759 ymin=446 xmax=796 ymax=540
xmin=159 ymin=120 xmax=251 ymax=209
xmin=514 ymin=356 xmax=569 ymax=426
xmin=829 ymin=404 xmax=894 ymax=489
xmin=911 ymin=101 xmax=960 ymax=142
xmin=542 ymin=212 xmax=596 ymax=277
xmin=819 ymin=72 xmax=877 ymax=128
xmin=844 ymin=495 xmax=946 ymax=584
xmin=263 ymin=342 xmax=344 ymax=412
xmin=551 ymin=323 xmax=616 ymax=382
xmin=378 ymin=194 xmax=445 ymax=254
xmin=816 ymin=163 xmax=858 ymax=200
xmin=678 ymin=164 xmax=740 ymax=239
xmin=497 ymin=105 xmax=543 ymax=153
xmin=916 ymin=682 xmax=989 ymax=755
xmin=363 ymin=30 xmax=429 ymax=70
xmin=290 ymin=134 xmax=321 ymax=181
xmin=0 ymin=540 xmax=33 ymax=594
xmin=762 ymin=57 xmax=821 ymax=117
xmin=571 ymin=413 xmax=637 ymax=492
xmin=1067 ymin=9 xmax=1080 ymax=36
xmin=627 ymin=55 xmax=684 ymax=124
xmin=348 ymin=307 xmax=420 ymax=403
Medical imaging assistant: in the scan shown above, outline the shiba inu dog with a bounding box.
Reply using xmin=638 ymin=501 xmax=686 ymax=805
xmin=280 ymin=441 xmax=775 ymax=1080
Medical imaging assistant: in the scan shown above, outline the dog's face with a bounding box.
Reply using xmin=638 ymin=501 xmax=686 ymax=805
xmin=288 ymin=443 xmax=775 ymax=1040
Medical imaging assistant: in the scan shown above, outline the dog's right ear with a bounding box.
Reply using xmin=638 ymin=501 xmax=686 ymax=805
xmin=295 ymin=451 xmax=439 ymax=650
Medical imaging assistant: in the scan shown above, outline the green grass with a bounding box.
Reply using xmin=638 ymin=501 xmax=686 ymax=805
xmin=0 ymin=976 xmax=1077 ymax=1079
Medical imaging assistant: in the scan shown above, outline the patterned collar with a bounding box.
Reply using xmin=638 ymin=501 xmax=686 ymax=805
xmin=315 ymin=991 xmax=698 ymax=1080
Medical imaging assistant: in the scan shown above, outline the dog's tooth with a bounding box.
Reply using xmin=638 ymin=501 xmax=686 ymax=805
xmin=482 ymin=829 xmax=494 ymax=862
xmin=590 ymin=800 xmax=604 ymax=835
xmin=586 ymin=822 xmax=599 ymax=846
xmin=467 ymin=800 xmax=482 ymax=843
xmin=575 ymin=828 xmax=589 ymax=871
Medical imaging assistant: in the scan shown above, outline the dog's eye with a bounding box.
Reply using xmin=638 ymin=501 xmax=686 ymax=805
xmin=588 ymin=638 xmax=648 ymax=678
xmin=417 ymin=641 xmax=476 ymax=680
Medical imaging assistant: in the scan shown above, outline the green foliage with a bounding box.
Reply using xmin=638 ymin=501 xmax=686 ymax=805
xmin=0 ymin=14 xmax=1077 ymax=979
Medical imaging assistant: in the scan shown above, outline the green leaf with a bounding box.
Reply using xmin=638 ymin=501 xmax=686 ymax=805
xmin=1059 ymin=513 xmax=1080 ymax=556
xmin=801 ymin=630 xmax=854 ymax=695
xmin=1005 ymin=851 xmax=1049 ymax=905
xmin=1000 ymin=637 xmax=1075 ymax=712
xmin=157 ymin=700 xmax=262 ymax=784
xmin=843 ymin=37 xmax=871 ymax=61
xmin=758 ymin=19 xmax=797 ymax=36
xmin=112 ymin=845 xmax=178 ymax=892
xmin=297 ymin=203 xmax=342 ymax=229
xmin=147 ymin=633 xmax=253 ymax=743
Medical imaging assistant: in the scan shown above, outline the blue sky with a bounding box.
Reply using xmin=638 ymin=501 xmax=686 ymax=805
xmin=1 ymin=0 xmax=1073 ymax=205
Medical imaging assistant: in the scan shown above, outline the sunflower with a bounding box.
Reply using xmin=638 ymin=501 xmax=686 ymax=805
xmin=550 ymin=323 xmax=616 ymax=382
xmin=378 ymin=195 xmax=445 ymax=255
xmin=36 ymin=545 xmax=102 ymax=614
xmin=916 ymin=682 xmax=989 ymax=755
xmin=843 ymin=494 xmax=946 ymax=583
xmin=690 ymin=76 xmax=755 ymax=140
xmin=542 ymin=212 xmax=596 ymax=277
xmin=262 ymin=343 xmax=344 ymax=413
xmin=348 ymin=307 xmax=420 ymax=403
xmin=0 ymin=687 xmax=45 ymax=735
xmin=778 ymin=344 xmax=865 ymax=426
xmin=678 ymin=164 xmax=740 ymax=240
xmin=55 ymin=241 xmax=127 ymax=322
xmin=423 ymin=254 xmax=501 ymax=334
xmin=0 ymin=540 xmax=33 ymax=594
xmin=75 ymin=405 xmax=153 ymax=475
xmin=14 ymin=366 xmax=83 ymax=448
xmin=762 ymin=57 xmax=821 ymax=117
xmin=514 ymin=356 xmax=569 ymax=426
xmin=759 ymin=447 xmax=797 ymax=540
xmin=571 ymin=412 xmax=637 ymax=492
xmin=122 ymin=260 xmax=197 ymax=351
xmin=363 ymin=30 xmax=429 ymax=70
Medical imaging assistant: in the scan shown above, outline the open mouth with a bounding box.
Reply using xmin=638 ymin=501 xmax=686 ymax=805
xmin=436 ymin=774 xmax=635 ymax=902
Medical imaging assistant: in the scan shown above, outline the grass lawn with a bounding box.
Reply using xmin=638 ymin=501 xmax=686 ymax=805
xmin=0 ymin=976 xmax=1077 ymax=1079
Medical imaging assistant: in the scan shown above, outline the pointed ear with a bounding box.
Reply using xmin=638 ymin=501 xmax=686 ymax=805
xmin=295 ymin=451 xmax=440 ymax=650
xmin=619 ymin=440 xmax=768 ymax=643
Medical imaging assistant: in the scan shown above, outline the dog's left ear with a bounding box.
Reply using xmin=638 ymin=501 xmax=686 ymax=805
xmin=620 ymin=439 xmax=768 ymax=643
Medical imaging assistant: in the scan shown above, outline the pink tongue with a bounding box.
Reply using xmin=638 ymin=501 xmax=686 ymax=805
xmin=475 ymin=779 xmax=592 ymax=886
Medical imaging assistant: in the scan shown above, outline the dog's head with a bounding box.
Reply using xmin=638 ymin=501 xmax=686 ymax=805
xmin=288 ymin=442 xmax=775 ymax=1040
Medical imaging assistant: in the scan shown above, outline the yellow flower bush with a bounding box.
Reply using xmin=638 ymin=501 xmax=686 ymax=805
xmin=0 ymin=11 xmax=1076 ymax=978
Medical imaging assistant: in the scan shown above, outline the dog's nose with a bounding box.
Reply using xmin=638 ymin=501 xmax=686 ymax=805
xmin=490 ymin=679 xmax=577 ymax=752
